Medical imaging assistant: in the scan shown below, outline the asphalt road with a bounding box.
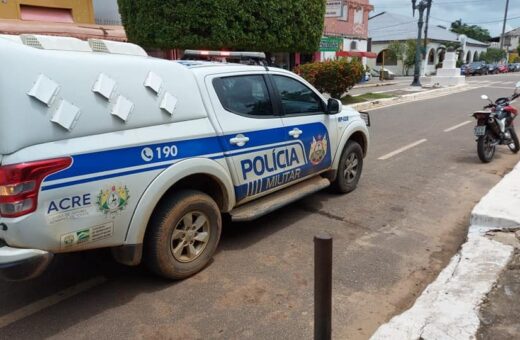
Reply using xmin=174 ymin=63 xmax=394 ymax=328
xmin=1 ymin=73 xmax=519 ymax=340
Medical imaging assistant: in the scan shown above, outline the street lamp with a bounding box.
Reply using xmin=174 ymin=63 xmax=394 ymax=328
xmin=411 ymin=0 xmax=432 ymax=87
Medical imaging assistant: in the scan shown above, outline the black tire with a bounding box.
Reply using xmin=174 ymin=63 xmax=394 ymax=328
xmin=332 ymin=141 xmax=364 ymax=194
xmin=477 ymin=130 xmax=496 ymax=163
xmin=145 ymin=190 xmax=222 ymax=280
xmin=508 ymin=128 xmax=520 ymax=153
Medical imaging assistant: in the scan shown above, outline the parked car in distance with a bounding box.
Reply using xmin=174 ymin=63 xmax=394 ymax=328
xmin=469 ymin=61 xmax=488 ymax=75
xmin=461 ymin=64 xmax=472 ymax=76
xmin=487 ymin=63 xmax=498 ymax=74
xmin=509 ymin=63 xmax=520 ymax=72
xmin=497 ymin=64 xmax=509 ymax=73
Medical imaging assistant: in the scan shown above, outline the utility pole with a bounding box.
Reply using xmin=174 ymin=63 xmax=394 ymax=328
xmin=500 ymin=0 xmax=509 ymax=51
xmin=411 ymin=0 xmax=432 ymax=87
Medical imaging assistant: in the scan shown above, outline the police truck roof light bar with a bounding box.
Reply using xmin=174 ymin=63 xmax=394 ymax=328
xmin=0 ymin=158 xmax=72 ymax=218
xmin=183 ymin=50 xmax=266 ymax=59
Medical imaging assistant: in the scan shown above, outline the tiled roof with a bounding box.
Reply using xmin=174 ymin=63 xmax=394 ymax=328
xmin=505 ymin=27 xmax=520 ymax=37
xmin=369 ymin=12 xmax=488 ymax=47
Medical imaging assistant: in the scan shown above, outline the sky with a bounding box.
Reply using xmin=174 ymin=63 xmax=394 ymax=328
xmin=369 ymin=0 xmax=520 ymax=37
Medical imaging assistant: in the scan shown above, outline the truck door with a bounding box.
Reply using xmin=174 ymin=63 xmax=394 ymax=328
xmin=269 ymin=74 xmax=337 ymax=179
xmin=208 ymin=74 xmax=294 ymax=203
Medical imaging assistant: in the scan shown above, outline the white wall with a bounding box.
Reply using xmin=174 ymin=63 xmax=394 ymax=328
xmin=368 ymin=41 xmax=488 ymax=76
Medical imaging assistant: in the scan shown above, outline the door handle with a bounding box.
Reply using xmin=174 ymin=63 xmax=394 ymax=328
xmin=288 ymin=128 xmax=303 ymax=138
xmin=230 ymin=134 xmax=250 ymax=147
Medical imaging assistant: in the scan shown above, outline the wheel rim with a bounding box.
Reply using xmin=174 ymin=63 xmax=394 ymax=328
xmin=483 ymin=135 xmax=495 ymax=158
xmin=170 ymin=211 xmax=210 ymax=263
xmin=343 ymin=152 xmax=359 ymax=183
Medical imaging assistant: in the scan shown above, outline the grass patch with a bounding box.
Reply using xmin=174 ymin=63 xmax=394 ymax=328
xmin=341 ymin=92 xmax=394 ymax=105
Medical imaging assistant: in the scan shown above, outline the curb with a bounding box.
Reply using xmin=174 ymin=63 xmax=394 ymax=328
xmin=351 ymin=84 xmax=473 ymax=111
xmin=470 ymin=161 xmax=520 ymax=235
xmin=353 ymin=81 xmax=398 ymax=89
xmin=370 ymin=161 xmax=520 ymax=340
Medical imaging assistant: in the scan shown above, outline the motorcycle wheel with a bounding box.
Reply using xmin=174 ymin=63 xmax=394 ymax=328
xmin=508 ymin=128 xmax=520 ymax=153
xmin=477 ymin=131 xmax=496 ymax=163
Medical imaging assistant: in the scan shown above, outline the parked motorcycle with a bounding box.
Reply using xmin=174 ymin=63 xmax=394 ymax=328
xmin=472 ymin=81 xmax=520 ymax=163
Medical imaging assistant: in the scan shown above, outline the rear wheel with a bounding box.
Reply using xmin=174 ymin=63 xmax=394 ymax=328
xmin=507 ymin=128 xmax=520 ymax=153
xmin=145 ymin=190 xmax=222 ymax=280
xmin=477 ymin=130 xmax=496 ymax=163
xmin=332 ymin=141 xmax=364 ymax=193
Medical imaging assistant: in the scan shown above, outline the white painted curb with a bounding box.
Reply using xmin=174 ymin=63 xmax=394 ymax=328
xmin=370 ymin=161 xmax=520 ymax=340
xmin=351 ymin=84 xmax=472 ymax=111
xmin=470 ymin=161 xmax=520 ymax=235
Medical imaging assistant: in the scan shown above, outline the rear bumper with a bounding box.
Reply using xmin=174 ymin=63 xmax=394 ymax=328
xmin=0 ymin=245 xmax=53 ymax=281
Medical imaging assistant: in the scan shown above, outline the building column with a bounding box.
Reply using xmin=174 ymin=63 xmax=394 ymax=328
xmin=314 ymin=52 xmax=321 ymax=62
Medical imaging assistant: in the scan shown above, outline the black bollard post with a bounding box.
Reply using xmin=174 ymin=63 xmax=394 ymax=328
xmin=314 ymin=232 xmax=332 ymax=340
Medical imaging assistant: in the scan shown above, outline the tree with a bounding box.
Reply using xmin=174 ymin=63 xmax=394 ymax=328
xmin=295 ymin=59 xmax=363 ymax=98
xmin=480 ymin=48 xmax=507 ymax=63
xmin=387 ymin=41 xmax=406 ymax=74
xmin=384 ymin=40 xmax=416 ymax=75
xmin=404 ymin=40 xmax=417 ymax=76
xmin=450 ymin=19 xmax=491 ymax=42
xmin=117 ymin=0 xmax=326 ymax=52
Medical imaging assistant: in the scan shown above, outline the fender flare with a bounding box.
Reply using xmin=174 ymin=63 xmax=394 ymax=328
xmin=332 ymin=121 xmax=370 ymax=171
xmin=124 ymin=158 xmax=235 ymax=245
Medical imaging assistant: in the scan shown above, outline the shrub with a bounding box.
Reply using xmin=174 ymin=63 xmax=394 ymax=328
xmin=295 ymin=59 xmax=364 ymax=99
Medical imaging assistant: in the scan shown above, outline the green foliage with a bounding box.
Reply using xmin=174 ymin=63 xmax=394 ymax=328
xmin=443 ymin=41 xmax=462 ymax=52
xmin=117 ymin=0 xmax=326 ymax=52
xmin=480 ymin=48 xmax=507 ymax=63
xmin=403 ymin=40 xmax=417 ymax=76
xmin=295 ymin=59 xmax=363 ymax=99
xmin=387 ymin=40 xmax=416 ymax=75
xmin=451 ymin=19 xmax=491 ymax=42
xmin=387 ymin=41 xmax=406 ymax=72
xmin=341 ymin=92 xmax=393 ymax=105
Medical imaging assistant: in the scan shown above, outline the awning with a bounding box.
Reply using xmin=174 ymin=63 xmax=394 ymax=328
xmin=0 ymin=19 xmax=127 ymax=42
xmin=336 ymin=51 xmax=377 ymax=59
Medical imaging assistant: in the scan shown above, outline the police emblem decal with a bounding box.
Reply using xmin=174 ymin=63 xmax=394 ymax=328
xmin=96 ymin=185 xmax=130 ymax=214
xmin=309 ymin=135 xmax=328 ymax=165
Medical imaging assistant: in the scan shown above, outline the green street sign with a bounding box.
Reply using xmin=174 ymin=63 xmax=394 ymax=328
xmin=320 ymin=37 xmax=343 ymax=52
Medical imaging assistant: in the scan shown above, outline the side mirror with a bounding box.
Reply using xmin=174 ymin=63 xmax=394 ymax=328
xmin=481 ymin=95 xmax=489 ymax=101
xmin=326 ymin=98 xmax=342 ymax=115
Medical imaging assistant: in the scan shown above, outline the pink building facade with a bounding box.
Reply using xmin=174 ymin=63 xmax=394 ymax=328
xmin=320 ymin=0 xmax=375 ymax=63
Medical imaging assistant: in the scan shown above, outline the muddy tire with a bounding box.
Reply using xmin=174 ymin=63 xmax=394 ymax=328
xmin=477 ymin=130 xmax=496 ymax=163
xmin=332 ymin=141 xmax=364 ymax=194
xmin=145 ymin=190 xmax=221 ymax=280
xmin=508 ymin=128 xmax=520 ymax=153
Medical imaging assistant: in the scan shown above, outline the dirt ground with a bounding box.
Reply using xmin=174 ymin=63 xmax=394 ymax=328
xmin=478 ymin=234 xmax=520 ymax=340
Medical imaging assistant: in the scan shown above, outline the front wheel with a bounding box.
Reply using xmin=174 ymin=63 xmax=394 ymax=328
xmin=508 ymin=128 xmax=520 ymax=153
xmin=145 ymin=190 xmax=222 ymax=280
xmin=477 ymin=130 xmax=496 ymax=163
xmin=332 ymin=141 xmax=364 ymax=193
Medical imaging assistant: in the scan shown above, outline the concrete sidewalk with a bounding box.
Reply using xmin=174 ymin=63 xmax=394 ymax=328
xmin=371 ymin=161 xmax=520 ymax=340
xmin=353 ymin=80 xmax=398 ymax=89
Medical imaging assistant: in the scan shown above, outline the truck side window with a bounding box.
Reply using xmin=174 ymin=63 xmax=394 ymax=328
xmin=213 ymin=75 xmax=274 ymax=117
xmin=272 ymin=75 xmax=323 ymax=115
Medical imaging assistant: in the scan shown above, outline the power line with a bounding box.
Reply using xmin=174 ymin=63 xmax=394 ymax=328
xmin=374 ymin=0 xmax=489 ymax=9
xmin=370 ymin=20 xmax=418 ymax=31
xmin=430 ymin=15 xmax=520 ymax=25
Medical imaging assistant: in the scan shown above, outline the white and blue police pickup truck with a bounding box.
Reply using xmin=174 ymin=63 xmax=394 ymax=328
xmin=0 ymin=35 xmax=369 ymax=281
